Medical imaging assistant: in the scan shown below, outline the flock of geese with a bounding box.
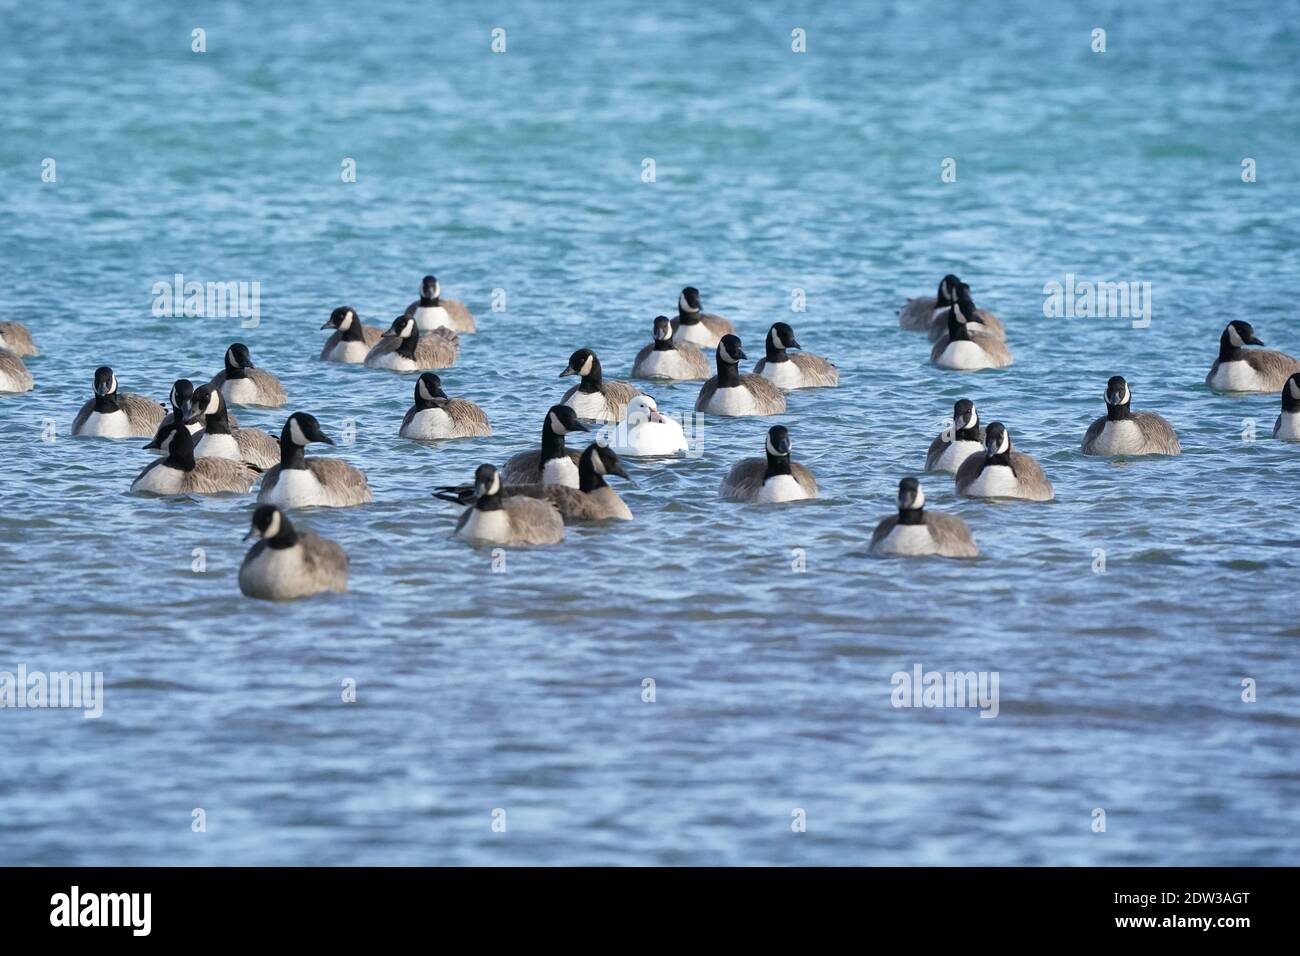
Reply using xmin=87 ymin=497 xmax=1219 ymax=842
xmin=3 ymin=273 xmax=1299 ymax=601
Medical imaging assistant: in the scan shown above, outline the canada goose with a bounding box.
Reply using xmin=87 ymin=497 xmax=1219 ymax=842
xmin=257 ymin=412 xmax=374 ymax=509
xmin=364 ymin=314 xmax=459 ymax=371
xmin=930 ymin=300 xmax=1014 ymax=370
xmin=955 ymin=422 xmax=1054 ymax=501
xmin=439 ymin=443 xmax=633 ymax=523
xmin=400 ymin=373 xmax=492 ymax=440
xmin=1205 ymin=321 xmax=1300 ymax=393
xmin=899 ymin=274 xmax=964 ymax=331
xmin=451 ymin=464 xmax=565 ymax=546
xmin=869 ymin=477 xmax=979 ymax=558
xmin=1273 ymin=373 xmax=1300 ymax=440
xmin=753 ymin=322 xmax=839 ymax=389
xmin=239 ymin=505 xmax=349 ymax=601
xmin=0 ymin=348 xmax=33 ymax=394
xmin=631 ymin=315 xmax=710 ymax=381
xmin=72 ymin=366 xmax=166 ymax=437
xmin=670 ymin=286 xmax=735 ymax=348
xmin=695 ymin=334 xmax=787 ymax=416
xmin=210 ymin=343 xmax=288 ymax=407
xmin=320 ymin=306 xmax=384 ymax=363
xmin=132 ymin=421 xmax=258 ymax=496
xmin=186 ymin=384 xmax=280 ymax=469
xmin=1082 ymin=376 xmax=1180 ymax=456
xmin=0 ymin=322 xmax=38 ymax=357
xmin=926 ymin=398 xmax=986 ymax=473
xmin=500 ymin=405 xmax=589 ymax=487
xmin=604 ymin=394 xmax=688 ymax=457
xmin=719 ymin=425 xmax=818 ymax=503
xmin=926 ymin=289 xmax=1004 ymax=342
xmin=404 ymin=275 xmax=476 ymax=333
xmin=560 ymin=348 xmax=641 ymax=422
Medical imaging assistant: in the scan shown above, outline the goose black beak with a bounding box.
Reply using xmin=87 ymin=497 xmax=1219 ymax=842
xmin=787 ymin=339 xmax=802 ymax=350
xmin=1247 ymin=334 xmax=1265 ymax=346
xmin=559 ymin=367 xmax=577 ymax=377
xmin=734 ymin=347 xmax=748 ymax=361
xmin=320 ymin=320 xmax=335 ymax=330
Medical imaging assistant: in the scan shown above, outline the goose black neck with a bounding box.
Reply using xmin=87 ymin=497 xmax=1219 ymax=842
xmin=540 ymin=424 xmax=568 ymax=463
xmin=948 ymin=314 xmax=972 ymax=342
xmin=677 ymin=308 xmax=701 ymax=326
xmin=764 ymin=338 xmax=789 ymax=364
xmin=419 ymin=295 xmax=441 ymax=308
xmin=339 ymin=319 xmax=365 ymax=342
xmin=1218 ymin=336 xmax=1244 ymax=362
xmin=1284 ymin=390 xmax=1300 ymax=413
xmin=898 ymin=506 xmax=926 ymax=526
xmin=1106 ymin=402 xmax=1131 ymax=422
xmin=764 ymin=452 xmax=792 ymax=481
xmin=578 ymin=462 xmax=609 ymax=493
xmin=475 ymin=489 xmax=504 ymax=511
xmin=205 ymin=406 xmax=234 ymax=435
xmin=578 ymin=361 xmax=603 ymax=393
xmin=954 ymin=424 xmax=980 ymax=442
xmin=94 ymin=392 xmax=120 ymax=414
xmin=279 ymin=437 xmax=307 ymax=470
xmin=653 ymin=336 xmax=675 ymax=352
xmin=267 ymin=520 xmax=300 ymax=549
xmin=397 ymin=331 xmax=419 ymax=359
xmin=985 ymin=449 xmax=1012 ymax=469
xmin=414 ymin=391 xmax=447 ymax=412
xmin=225 ymin=359 xmax=247 ymax=380
xmin=716 ymin=358 xmax=742 ymax=388
xmin=166 ymin=441 xmax=196 ymax=472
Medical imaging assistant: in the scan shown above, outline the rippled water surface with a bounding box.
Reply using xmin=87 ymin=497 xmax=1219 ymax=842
xmin=1 ymin=0 xmax=1298 ymax=865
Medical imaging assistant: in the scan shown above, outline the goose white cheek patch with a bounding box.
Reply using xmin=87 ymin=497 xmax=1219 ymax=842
xmin=1227 ymin=325 xmax=1243 ymax=348
xmin=289 ymin=418 xmax=308 ymax=446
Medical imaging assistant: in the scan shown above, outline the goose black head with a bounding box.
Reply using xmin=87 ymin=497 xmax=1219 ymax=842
xmin=322 ymin=306 xmax=356 ymax=331
xmin=473 ymin=463 xmax=502 ymax=503
xmin=946 ymin=300 xmax=978 ymax=341
xmin=769 ymin=322 xmax=801 ymax=350
xmin=144 ymin=419 xmax=196 ymax=468
xmin=225 ymin=343 xmax=254 ymax=370
xmin=168 ymin=378 xmax=194 ymax=413
xmin=187 ymin=383 xmax=224 ymax=424
xmin=679 ymin=286 xmax=702 ymax=314
xmin=766 ymin=424 xmax=792 ymax=458
xmin=560 ymin=348 xmax=598 ymax=380
xmin=545 ymin=404 xmax=589 ymax=437
xmin=579 ymin=442 xmax=630 ymax=490
xmin=983 ymin=422 xmax=1012 ymax=462
xmin=383 ymin=314 xmax=417 ymax=339
xmin=282 ymin=412 xmax=334 ymax=447
xmin=93 ymin=366 xmax=118 ymax=397
xmin=717 ymin=334 xmax=746 ymax=364
xmin=420 ymin=275 xmax=441 ymax=302
xmin=652 ymin=315 xmax=674 ymax=348
xmin=1222 ymin=320 xmax=1264 ymax=354
xmin=936 ymin=275 xmax=964 ymax=306
xmin=897 ymin=476 xmax=925 ymax=513
xmin=1283 ymin=373 xmax=1300 ymax=413
xmin=244 ymin=505 xmax=296 ymax=546
xmin=953 ymin=398 xmax=978 ymax=436
xmin=1105 ymin=375 xmax=1131 ymax=409
xmin=415 ymin=372 xmax=447 ymax=404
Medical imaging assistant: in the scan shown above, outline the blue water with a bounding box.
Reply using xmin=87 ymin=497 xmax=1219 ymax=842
xmin=1 ymin=0 xmax=1298 ymax=865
